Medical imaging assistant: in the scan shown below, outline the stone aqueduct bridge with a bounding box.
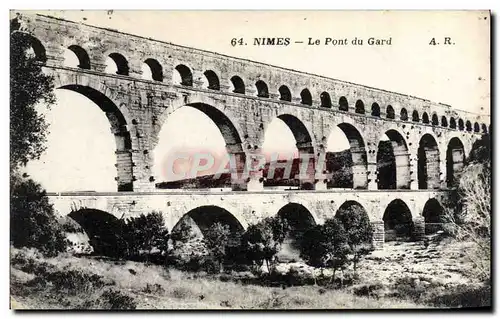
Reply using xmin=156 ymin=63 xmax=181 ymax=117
xmin=14 ymin=14 xmax=490 ymax=246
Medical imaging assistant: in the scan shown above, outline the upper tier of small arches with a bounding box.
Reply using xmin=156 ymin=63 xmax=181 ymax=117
xmin=24 ymin=33 xmax=490 ymax=136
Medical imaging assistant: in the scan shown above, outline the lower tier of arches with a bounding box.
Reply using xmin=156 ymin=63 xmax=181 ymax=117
xmin=48 ymin=190 xmax=453 ymax=252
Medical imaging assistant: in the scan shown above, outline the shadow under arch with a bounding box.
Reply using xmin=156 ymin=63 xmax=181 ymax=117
xmin=11 ymin=30 xmax=47 ymax=62
xmin=184 ymin=102 xmax=243 ymax=149
xmin=383 ymin=199 xmax=414 ymax=242
xmin=422 ymin=198 xmax=445 ymax=234
xmin=261 ymin=114 xmax=315 ymax=189
xmin=68 ymin=209 xmax=124 ymax=257
xmin=57 ymin=85 xmax=134 ymax=191
xmin=446 ymin=137 xmax=465 ymax=188
xmin=377 ymin=129 xmax=410 ymax=189
xmin=331 ymin=122 xmax=368 ymax=189
xmin=277 ymin=203 xmax=317 ymax=256
xmin=155 ymin=95 xmax=248 ymax=189
xmin=171 ymin=205 xmax=245 ymax=241
xmin=418 ymin=133 xmax=440 ymax=189
xmin=335 ymin=200 xmax=373 ymax=246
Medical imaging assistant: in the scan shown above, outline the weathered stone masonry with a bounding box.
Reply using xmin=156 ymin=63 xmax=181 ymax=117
xmin=12 ymin=13 xmax=490 ymax=248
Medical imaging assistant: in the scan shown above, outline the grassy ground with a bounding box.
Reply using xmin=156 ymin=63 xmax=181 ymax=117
xmin=10 ymin=239 xmax=490 ymax=310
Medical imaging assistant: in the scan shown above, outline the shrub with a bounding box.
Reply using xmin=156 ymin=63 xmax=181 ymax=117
xmin=120 ymin=211 xmax=169 ymax=258
xmin=142 ymin=283 xmax=165 ymax=294
xmin=335 ymin=205 xmax=374 ymax=272
xmin=242 ymin=216 xmax=289 ymax=273
xmin=300 ymin=218 xmax=351 ymax=285
xmin=353 ymin=283 xmax=385 ymax=299
xmin=443 ymin=135 xmax=491 ymax=283
xmin=10 ymin=177 xmax=69 ymax=256
xmin=11 ymin=250 xmax=55 ymax=275
xmin=101 ymin=289 xmax=137 ymax=309
xmin=10 ymin=27 xmax=55 ymax=170
xmin=45 ymin=268 xmax=107 ymax=294
xmin=428 ymin=284 xmax=491 ymax=308
xmin=203 ymin=223 xmax=231 ymax=273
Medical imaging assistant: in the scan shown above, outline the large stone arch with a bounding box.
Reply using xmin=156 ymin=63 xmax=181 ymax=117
xmin=335 ymin=200 xmax=373 ymax=245
xmin=53 ymin=78 xmax=135 ymax=192
xmin=171 ymin=205 xmax=245 ymax=237
xmin=228 ymin=74 xmax=246 ymax=94
xmin=446 ymin=137 xmax=465 ymax=188
xmin=262 ymin=113 xmax=317 ymax=189
xmin=383 ymin=199 xmax=414 ymax=242
xmin=276 ymin=202 xmax=317 ymax=259
xmin=11 ymin=30 xmax=47 ymax=62
xmin=155 ymin=94 xmax=248 ymax=189
xmin=326 ymin=122 xmax=368 ymax=189
xmin=51 ymin=72 xmax=136 ymax=125
xmin=163 ymin=94 xmax=246 ymax=150
xmin=169 ymin=205 xmax=246 ymax=262
xmin=171 ymin=61 xmax=195 ymax=86
xmin=422 ymin=198 xmax=445 ymax=234
xmin=68 ymin=208 xmax=124 ymax=256
xmin=376 ymin=129 xmax=411 ymax=189
xmin=445 ymin=131 xmax=472 ymax=160
xmin=418 ymin=133 xmax=440 ymax=189
xmin=277 ymin=202 xmax=318 ymax=227
xmin=336 ymin=200 xmax=370 ymax=220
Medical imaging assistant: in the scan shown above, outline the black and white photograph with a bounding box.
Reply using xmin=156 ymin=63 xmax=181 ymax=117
xmin=9 ymin=9 xmax=491 ymax=310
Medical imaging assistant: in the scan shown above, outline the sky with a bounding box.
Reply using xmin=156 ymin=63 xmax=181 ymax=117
xmin=21 ymin=10 xmax=490 ymax=191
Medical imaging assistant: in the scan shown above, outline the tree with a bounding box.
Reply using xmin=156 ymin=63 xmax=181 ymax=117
xmin=300 ymin=218 xmax=351 ymax=284
xmin=443 ymin=135 xmax=491 ymax=282
xmin=170 ymin=220 xmax=197 ymax=251
xmin=242 ymin=216 xmax=289 ymax=273
xmin=10 ymin=176 xmax=68 ymax=256
xmin=203 ymin=223 xmax=231 ymax=273
xmin=335 ymin=205 xmax=373 ymax=273
xmin=10 ymin=24 xmax=55 ymax=171
xmin=120 ymin=211 xmax=170 ymax=258
xmin=321 ymin=218 xmax=351 ymax=283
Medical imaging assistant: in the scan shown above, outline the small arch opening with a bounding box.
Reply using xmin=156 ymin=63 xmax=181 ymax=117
xmin=458 ymin=119 xmax=465 ymax=131
xmin=66 ymin=45 xmax=90 ymax=69
xmin=68 ymin=209 xmax=123 ymax=257
xmin=142 ymin=58 xmax=163 ymax=81
xmin=450 ymin=117 xmax=457 ymax=129
xmin=339 ymin=96 xmax=349 ymax=111
xmin=300 ymin=89 xmax=312 ymax=106
xmin=11 ymin=32 xmax=47 ymax=62
xmin=473 ymin=122 xmax=480 ymax=133
xmin=230 ymin=76 xmax=245 ymax=94
xmin=279 ymin=85 xmax=292 ymax=102
xmin=432 ymin=113 xmax=439 ymax=126
xmin=481 ymin=123 xmax=488 ymax=134
xmin=466 ymin=120 xmax=472 ymax=132
xmin=355 ymin=100 xmax=365 ymax=114
xmin=107 ymin=53 xmax=129 ymax=76
xmin=203 ymin=70 xmax=220 ymax=90
xmin=412 ymin=110 xmax=420 ymax=122
xmin=174 ymin=64 xmax=193 ymax=86
xmin=441 ymin=116 xmax=448 ymax=127
xmin=400 ymin=108 xmax=408 ymax=121
xmin=256 ymin=80 xmax=269 ymax=98
xmin=371 ymin=103 xmax=381 ymax=117
xmin=422 ymin=112 xmax=430 ymax=124
xmin=386 ymin=105 xmax=395 ymax=119
xmin=320 ymin=92 xmax=332 ymax=108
